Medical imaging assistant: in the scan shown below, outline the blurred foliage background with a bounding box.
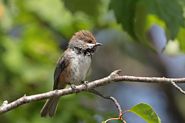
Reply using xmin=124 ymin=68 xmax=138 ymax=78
xmin=0 ymin=0 xmax=185 ymax=123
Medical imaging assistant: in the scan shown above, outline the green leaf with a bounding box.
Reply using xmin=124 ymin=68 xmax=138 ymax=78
xmin=110 ymin=0 xmax=185 ymax=50
xmin=130 ymin=103 xmax=161 ymax=123
xmin=177 ymin=28 xmax=185 ymax=52
xmin=109 ymin=0 xmax=137 ymax=39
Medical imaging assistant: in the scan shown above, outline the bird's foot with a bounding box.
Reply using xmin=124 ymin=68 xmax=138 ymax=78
xmin=81 ymin=81 xmax=88 ymax=91
xmin=69 ymin=84 xmax=78 ymax=93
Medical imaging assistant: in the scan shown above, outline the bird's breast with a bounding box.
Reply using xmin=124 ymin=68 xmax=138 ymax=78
xmin=69 ymin=51 xmax=91 ymax=84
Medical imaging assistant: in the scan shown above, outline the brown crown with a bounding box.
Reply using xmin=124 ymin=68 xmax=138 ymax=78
xmin=70 ymin=30 xmax=96 ymax=44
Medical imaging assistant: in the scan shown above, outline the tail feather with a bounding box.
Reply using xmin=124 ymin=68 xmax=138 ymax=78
xmin=40 ymin=96 xmax=59 ymax=117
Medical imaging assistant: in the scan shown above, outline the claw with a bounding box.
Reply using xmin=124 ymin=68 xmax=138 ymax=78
xmin=81 ymin=81 xmax=88 ymax=90
xmin=81 ymin=80 xmax=88 ymax=84
xmin=69 ymin=84 xmax=78 ymax=93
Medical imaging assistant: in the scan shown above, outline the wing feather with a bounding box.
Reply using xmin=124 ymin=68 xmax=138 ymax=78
xmin=53 ymin=55 xmax=69 ymax=89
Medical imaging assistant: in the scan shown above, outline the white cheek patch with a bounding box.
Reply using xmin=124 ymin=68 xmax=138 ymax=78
xmin=87 ymin=43 xmax=96 ymax=49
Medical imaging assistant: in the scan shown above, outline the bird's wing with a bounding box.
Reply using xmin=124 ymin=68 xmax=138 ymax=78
xmin=53 ymin=55 xmax=70 ymax=90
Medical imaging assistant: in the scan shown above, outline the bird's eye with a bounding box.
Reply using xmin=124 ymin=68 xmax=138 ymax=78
xmin=88 ymin=40 xmax=92 ymax=43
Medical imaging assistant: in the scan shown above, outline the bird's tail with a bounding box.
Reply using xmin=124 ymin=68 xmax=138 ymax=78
xmin=40 ymin=96 xmax=59 ymax=117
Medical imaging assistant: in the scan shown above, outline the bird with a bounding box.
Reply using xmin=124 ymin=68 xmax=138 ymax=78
xmin=40 ymin=30 xmax=102 ymax=117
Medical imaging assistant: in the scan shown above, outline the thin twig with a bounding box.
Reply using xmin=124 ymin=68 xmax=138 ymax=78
xmin=171 ymin=81 xmax=185 ymax=95
xmin=104 ymin=97 xmax=126 ymax=123
xmin=88 ymin=89 xmax=125 ymax=122
xmin=0 ymin=69 xmax=185 ymax=114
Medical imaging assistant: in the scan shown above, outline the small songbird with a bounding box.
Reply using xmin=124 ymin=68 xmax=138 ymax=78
xmin=40 ymin=30 xmax=102 ymax=117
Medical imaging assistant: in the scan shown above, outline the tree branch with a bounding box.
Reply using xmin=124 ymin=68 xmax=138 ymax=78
xmin=0 ymin=69 xmax=185 ymax=114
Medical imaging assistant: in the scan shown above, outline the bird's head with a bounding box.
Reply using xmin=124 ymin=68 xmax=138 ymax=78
xmin=68 ymin=30 xmax=102 ymax=52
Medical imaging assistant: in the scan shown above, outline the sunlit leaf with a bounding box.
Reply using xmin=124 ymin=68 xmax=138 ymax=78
xmin=130 ymin=103 xmax=161 ymax=123
xmin=177 ymin=28 xmax=185 ymax=52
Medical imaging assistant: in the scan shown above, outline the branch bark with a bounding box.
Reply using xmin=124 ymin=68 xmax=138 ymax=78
xmin=0 ymin=70 xmax=185 ymax=114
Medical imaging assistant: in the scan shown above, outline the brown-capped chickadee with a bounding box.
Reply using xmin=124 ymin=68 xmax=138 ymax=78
xmin=40 ymin=30 xmax=102 ymax=117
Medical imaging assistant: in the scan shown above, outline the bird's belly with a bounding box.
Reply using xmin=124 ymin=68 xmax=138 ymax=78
xmin=70 ymin=54 xmax=91 ymax=84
